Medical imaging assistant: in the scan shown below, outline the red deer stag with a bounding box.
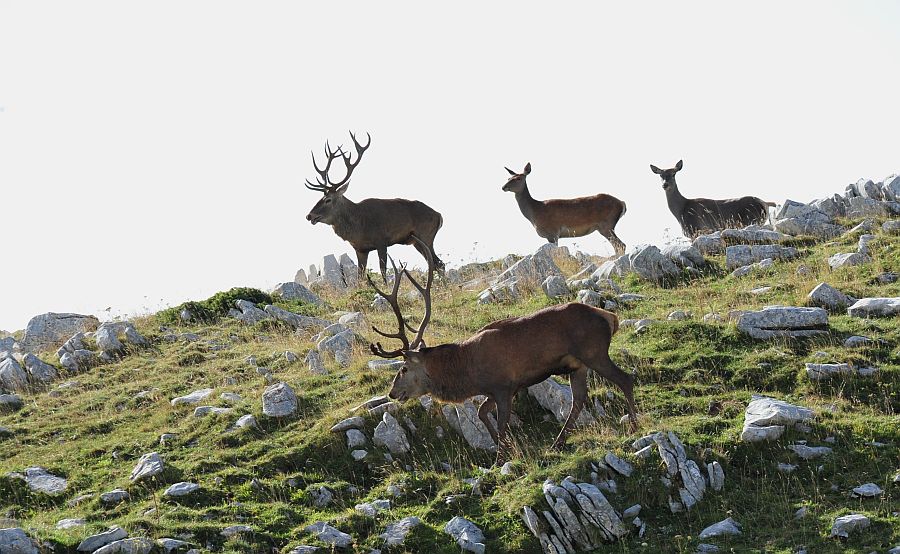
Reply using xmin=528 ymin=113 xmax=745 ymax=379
xmin=368 ymin=241 xmax=638 ymax=463
xmin=650 ymin=160 xmax=776 ymax=239
xmin=503 ymin=162 xmax=627 ymax=255
xmin=305 ymin=132 xmax=444 ymax=282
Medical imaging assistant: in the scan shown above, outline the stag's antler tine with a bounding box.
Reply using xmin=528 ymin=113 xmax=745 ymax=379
xmin=405 ymin=235 xmax=435 ymax=350
xmin=367 ymin=255 xmax=411 ymax=357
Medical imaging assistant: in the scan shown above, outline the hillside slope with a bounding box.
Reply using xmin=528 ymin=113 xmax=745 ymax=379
xmin=1 ymin=214 xmax=899 ymax=554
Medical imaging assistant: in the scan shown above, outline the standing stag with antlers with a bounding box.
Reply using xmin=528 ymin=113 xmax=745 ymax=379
xmin=305 ymin=132 xmax=445 ymax=283
xmin=367 ymin=239 xmax=639 ymax=464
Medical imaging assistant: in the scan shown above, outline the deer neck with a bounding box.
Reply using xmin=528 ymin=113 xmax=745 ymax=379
xmin=514 ymin=185 xmax=540 ymax=223
xmin=423 ymin=345 xmax=477 ymax=403
xmin=664 ymin=182 xmax=688 ymax=214
xmin=328 ymin=196 xmax=359 ymax=239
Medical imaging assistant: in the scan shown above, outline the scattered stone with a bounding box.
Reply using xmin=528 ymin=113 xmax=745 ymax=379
xmin=0 ymin=528 xmax=38 ymax=554
xmin=706 ymin=461 xmax=724 ymax=491
xmin=170 ymin=388 xmax=213 ymax=407
xmin=725 ymin=244 xmax=798 ymax=270
xmin=542 ymin=275 xmax=570 ymax=299
xmin=346 ymin=429 xmax=367 ymax=448
xmin=305 ymin=349 xmax=327 ymax=375
xmin=777 ymin=463 xmax=797 ymax=473
xmin=847 ymin=297 xmax=900 ymax=318
xmin=101 ymin=488 xmax=131 ymax=504
xmin=351 ymin=450 xmax=367 ymax=461
xmin=331 ymin=416 xmax=366 ymax=433
xmin=741 ymin=395 xmax=814 ymax=442
xmin=500 ymin=461 xmax=515 ymax=475
xmin=77 ymin=526 xmax=128 ymax=552
xmin=576 ymin=289 xmax=604 ymax=308
xmin=164 ymin=482 xmax=200 ymax=497
xmin=667 ymin=310 xmax=690 ymax=321
xmin=156 ymin=538 xmax=190 ymax=553
xmin=56 ymin=518 xmax=86 ymax=529
xmin=130 ymin=452 xmax=164 ymax=482
xmin=273 ymin=282 xmax=323 ymax=305
xmin=22 ymin=353 xmax=57 ymax=386
xmin=0 ymin=357 xmax=29 ymax=392
xmin=262 ymin=382 xmax=298 ymax=418
xmin=373 ymin=412 xmax=410 ymax=455
xmin=193 ymin=406 xmax=232 ymax=417
xmin=789 ymin=444 xmax=832 ymax=460
xmin=381 ymin=516 xmax=421 ymax=546
xmin=19 ymin=466 xmax=67 ymax=495
xmin=805 ymin=363 xmax=869 ymax=380
xmin=355 ymin=499 xmax=390 ymax=517
xmin=21 ymin=312 xmax=99 ymax=353
xmin=441 ymin=399 xmax=497 ymax=452
xmin=807 ymin=283 xmax=852 ymax=310
xmin=93 ymin=538 xmax=154 ymax=554
xmin=317 ymin=331 xmax=353 ymax=368
xmin=851 ymin=483 xmax=883 ymax=498
xmin=220 ymin=525 xmax=253 ymax=538
xmin=527 ymin=377 xmax=597 ymax=426
xmin=736 ymin=306 xmax=828 ymax=340
xmin=698 ymin=517 xmax=742 ymax=539
xmin=829 ymin=514 xmax=870 ymax=538
xmin=444 ymin=516 xmax=486 ymax=554
xmin=304 ymin=522 xmax=352 ymax=549
xmin=603 ymin=452 xmax=633 ymax=477
xmin=828 ymin=251 xmax=870 ymax=269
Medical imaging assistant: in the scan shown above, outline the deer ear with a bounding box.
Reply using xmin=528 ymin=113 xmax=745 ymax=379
xmin=675 ymin=160 xmax=683 ymax=171
xmin=505 ymin=167 xmax=517 ymax=176
xmin=404 ymin=351 xmax=424 ymax=365
xmin=523 ymin=163 xmax=532 ymax=175
xmin=650 ymin=164 xmax=663 ymax=175
xmin=334 ymin=183 xmax=350 ymax=196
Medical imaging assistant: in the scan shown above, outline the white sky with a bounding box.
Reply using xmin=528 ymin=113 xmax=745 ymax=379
xmin=1 ymin=1 xmax=899 ymax=331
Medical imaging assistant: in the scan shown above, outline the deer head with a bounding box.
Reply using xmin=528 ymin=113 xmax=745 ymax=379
xmin=650 ymin=159 xmax=683 ymax=192
xmin=305 ymin=131 xmax=371 ymax=225
xmin=367 ymin=238 xmax=435 ymax=402
xmin=502 ymin=162 xmax=532 ymax=193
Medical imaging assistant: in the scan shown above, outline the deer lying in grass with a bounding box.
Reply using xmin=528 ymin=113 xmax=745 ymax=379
xmin=305 ymin=132 xmax=445 ymax=282
xmin=368 ymin=241 xmax=638 ymax=463
xmin=503 ymin=162 xmax=627 ymax=255
xmin=650 ymin=160 xmax=775 ymax=239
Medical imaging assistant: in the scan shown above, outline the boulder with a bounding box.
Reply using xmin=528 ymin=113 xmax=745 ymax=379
xmin=306 ymin=349 xmax=327 ymax=375
xmin=851 ymin=483 xmax=883 ymax=498
xmin=304 ymin=522 xmax=352 ymax=548
xmin=720 ymin=225 xmax=789 ymax=244
xmin=22 ymin=353 xmax=57 ymax=386
xmin=380 ymin=516 xmax=420 ymax=546
xmin=847 ymin=297 xmax=900 ymax=318
xmin=0 ymin=393 xmax=23 ymax=411
xmin=92 ymin=538 xmax=155 ymax=554
xmin=263 ymin=305 xmax=330 ymax=332
xmin=272 ymin=282 xmax=323 ymax=305
xmin=805 ymin=363 xmax=859 ymax=380
xmin=692 ymin=232 xmax=725 ymax=255
xmin=541 ymin=275 xmax=570 ymax=299
xmin=444 ymin=517 xmax=486 ymax=554
xmin=18 ymin=466 xmax=67 ymax=495
xmin=847 ymin=196 xmax=888 ymax=218
xmin=494 ymin=246 xmax=562 ymax=286
xmin=77 ymin=526 xmax=129 ymax=552
xmin=164 ymin=482 xmax=200 ymax=497
xmin=233 ymin=300 xmax=270 ymax=324
xmin=654 ymin=432 xmax=707 ymax=511
xmin=806 ymin=283 xmax=852 ymax=310
xmin=528 ymin=378 xmax=597 ymax=426
xmin=441 ymin=399 xmax=497 ymax=452
xmin=262 ymin=382 xmax=298 ymax=418
xmin=317 ymin=331 xmax=353 ymax=368
xmin=193 ymin=406 xmax=232 ymax=417
xmin=829 ymin=514 xmax=870 ymax=538
xmin=0 ymin=528 xmax=38 ymax=554
xmin=661 ymin=244 xmax=706 ymax=268
xmin=130 ymin=452 xmax=164 ymax=482
xmin=373 ymin=412 xmax=410 ymax=455
xmin=736 ymin=306 xmax=828 ymax=339
xmin=20 ymin=313 xmax=99 ymax=353
xmin=171 ymin=388 xmax=214 ymax=407
xmin=725 ymin=245 xmax=798 ymax=270
xmin=741 ymin=395 xmax=814 ymax=442
xmin=698 ymin=518 xmax=742 ymax=539
xmin=0 ymin=357 xmax=29 ymax=392
xmin=828 ymin=252 xmax=869 ymax=269
xmin=355 ymin=499 xmax=391 ymax=517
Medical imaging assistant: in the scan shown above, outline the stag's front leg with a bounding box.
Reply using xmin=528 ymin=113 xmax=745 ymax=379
xmin=478 ymin=396 xmax=499 ymax=446
xmin=355 ymin=250 xmax=369 ymax=283
xmin=551 ymin=366 xmax=588 ymax=450
xmin=494 ymin=394 xmax=513 ymax=466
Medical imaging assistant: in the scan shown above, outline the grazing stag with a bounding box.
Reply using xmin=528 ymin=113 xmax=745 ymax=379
xmin=305 ymin=132 xmax=444 ymax=282
xmin=502 ymin=162 xmax=627 ymax=255
xmin=650 ymin=160 xmax=776 ymax=239
xmin=368 ymin=242 xmax=638 ymax=463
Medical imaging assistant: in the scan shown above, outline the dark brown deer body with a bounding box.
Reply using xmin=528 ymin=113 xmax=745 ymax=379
xmin=305 ymin=132 xmax=444 ymax=282
xmin=367 ymin=252 xmax=637 ymax=463
xmin=503 ymin=163 xmax=627 ymax=255
xmin=651 ymin=160 xmax=775 ymax=239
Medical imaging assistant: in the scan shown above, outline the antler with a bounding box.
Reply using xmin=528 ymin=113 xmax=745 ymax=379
xmin=304 ymin=131 xmax=371 ymax=193
xmin=367 ymin=235 xmax=435 ymax=358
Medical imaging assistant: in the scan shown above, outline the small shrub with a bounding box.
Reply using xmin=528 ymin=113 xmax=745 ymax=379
xmin=158 ymin=287 xmax=272 ymax=325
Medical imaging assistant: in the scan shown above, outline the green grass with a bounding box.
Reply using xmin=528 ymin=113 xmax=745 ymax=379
xmin=1 ymin=219 xmax=899 ymax=553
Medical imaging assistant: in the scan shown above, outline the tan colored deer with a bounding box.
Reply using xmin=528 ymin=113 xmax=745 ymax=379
xmin=368 ymin=241 xmax=638 ymax=463
xmin=305 ymin=132 xmax=444 ymax=282
xmin=503 ymin=162 xmax=627 ymax=255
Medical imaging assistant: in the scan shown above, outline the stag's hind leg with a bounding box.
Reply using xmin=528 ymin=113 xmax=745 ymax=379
xmin=494 ymin=393 xmax=514 ymax=465
xmin=551 ymin=364 xmax=588 ymax=450
xmin=377 ymin=247 xmax=388 ymax=284
xmin=600 ymin=228 xmax=626 ymax=256
xmin=409 ymin=233 xmax=445 ymax=276
xmin=478 ymin=396 xmax=499 ymax=446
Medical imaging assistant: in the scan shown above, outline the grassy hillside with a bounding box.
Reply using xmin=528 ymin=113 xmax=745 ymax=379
xmin=1 ymin=217 xmax=898 ymax=554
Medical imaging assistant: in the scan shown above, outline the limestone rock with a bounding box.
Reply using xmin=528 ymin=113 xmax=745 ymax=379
xmin=444 ymin=516 xmax=486 ymax=554
xmin=20 ymin=312 xmax=99 ymax=353
xmin=20 ymin=466 xmax=67 ymax=495
xmin=380 ymin=516 xmax=420 ymax=546
xmin=164 ymin=482 xmax=200 ymax=497
xmin=698 ymin=518 xmax=742 ymax=539
xmin=304 ymin=522 xmax=352 ymax=549
xmin=92 ymin=538 xmax=154 ymax=554
xmin=441 ymin=399 xmax=497 ymax=452
xmin=273 ymin=282 xmax=323 ymax=305
xmin=807 ymin=283 xmax=852 ymax=310
xmin=542 ymin=275 xmax=570 ymax=299
xmin=528 ymin=378 xmax=597 ymax=426
xmin=0 ymin=357 xmax=29 ymax=392
xmin=130 ymin=452 xmax=164 ymax=482
xmin=0 ymin=527 xmax=38 ymax=554
xmin=77 ymin=526 xmax=128 ymax=552
xmin=262 ymin=382 xmax=298 ymax=418
xmin=851 ymin=483 xmax=883 ymax=498
xmin=306 ymin=349 xmax=327 ymax=375
xmin=828 ymin=252 xmax=869 ymax=269
xmin=741 ymin=395 xmax=813 ymax=442
xmin=725 ymin=244 xmax=798 ymax=270
xmin=100 ymin=489 xmax=130 ymax=504
xmin=263 ymin=305 xmax=330 ymax=332
xmin=736 ymin=306 xmax=828 ymax=339
xmin=847 ymin=297 xmax=900 ymax=318
xmin=193 ymin=406 xmax=232 ymax=417
xmin=170 ymin=388 xmax=213 ymax=407
xmin=22 ymin=353 xmax=57 ymax=386
xmin=373 ymin=412 xmax=410 ymax=455
xmin=829 ymin=514 xmax=870 ymax=538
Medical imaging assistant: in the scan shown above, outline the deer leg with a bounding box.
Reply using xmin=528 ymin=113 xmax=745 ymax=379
xmin=551 ymin=365 xmax=588 ymax=450
xmin=586 ymin=351 xmax=639 ymax=433
xmin=377 ymin=247 xmax=388 ymax=284
xmin=494 ymin=394 xmax=513 ymax=466
xmin=410 ymin=234 xmax=444 ymax=274
xmin=601 ymin=229 xmax=626 ymax=256
xmin=478 ymin=396 xmax=499 ymax=446
xmin=355 ymin=250 xmax=369 ymax=282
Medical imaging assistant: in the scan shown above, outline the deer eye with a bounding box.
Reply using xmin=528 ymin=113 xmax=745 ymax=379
xmin=400 ymin=367 xmax=407 ymax=374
